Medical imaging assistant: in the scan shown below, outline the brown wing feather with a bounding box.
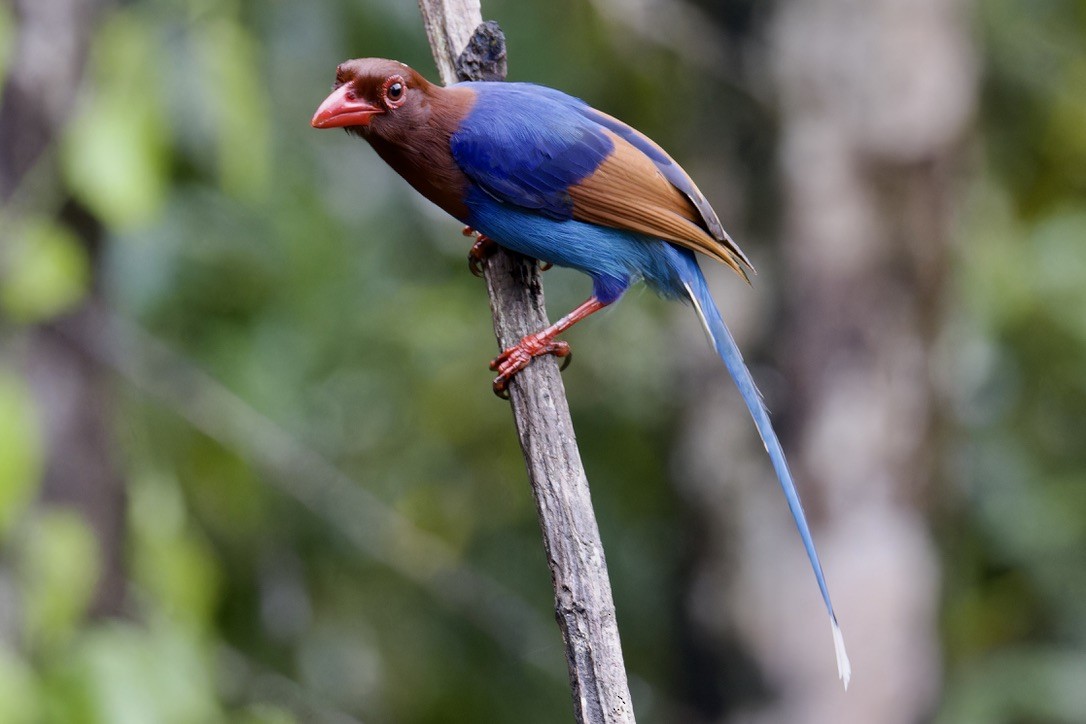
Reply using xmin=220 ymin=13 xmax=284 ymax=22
xmin=568 ymin=129 xmax=751 ymax=281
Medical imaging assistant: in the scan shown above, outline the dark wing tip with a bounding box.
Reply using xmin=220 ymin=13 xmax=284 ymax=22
xmin=720 ymin=228 xmax=756 ymax=279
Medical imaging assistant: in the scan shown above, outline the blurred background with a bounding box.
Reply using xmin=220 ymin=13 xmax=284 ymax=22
xmin=1 ymin=0 xmax=1083 ymax=721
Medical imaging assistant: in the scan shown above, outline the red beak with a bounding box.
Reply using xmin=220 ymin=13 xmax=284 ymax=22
xmin=311 ymin=84 xmax=381 ymax=129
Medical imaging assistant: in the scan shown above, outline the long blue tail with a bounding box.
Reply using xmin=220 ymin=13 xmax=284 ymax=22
xmin=677 ymin=256 xmax=852 ymax=688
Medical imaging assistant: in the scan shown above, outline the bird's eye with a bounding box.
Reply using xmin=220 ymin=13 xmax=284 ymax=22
xmin=383 ymin=75 xmax=407 ymax=106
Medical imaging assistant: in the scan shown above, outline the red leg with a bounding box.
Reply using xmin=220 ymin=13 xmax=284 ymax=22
xmin=490 ymin=296 xmax=608 ymax=397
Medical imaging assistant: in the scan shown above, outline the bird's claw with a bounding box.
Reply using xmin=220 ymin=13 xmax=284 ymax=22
xmin=490 ymin=334 xmax=572 ymax=398
xmin=463 ymin=227 xmax=553 ymax=277
xmin=466 ymin=231 xmax=499 ymax=278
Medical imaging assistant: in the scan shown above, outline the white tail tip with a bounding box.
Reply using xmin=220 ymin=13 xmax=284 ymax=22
xmin=832 ymin=619 xmax=852 ymax=690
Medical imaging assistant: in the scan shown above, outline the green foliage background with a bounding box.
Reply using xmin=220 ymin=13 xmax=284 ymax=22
xmin=0 ymin=0 xmax=1083 ymax=722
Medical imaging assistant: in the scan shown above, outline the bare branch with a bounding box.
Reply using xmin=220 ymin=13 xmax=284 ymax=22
xmin=418 ymin=0 xmax=482 ymax=85
xmin=417 ymin=4 xmax=636 ymax=722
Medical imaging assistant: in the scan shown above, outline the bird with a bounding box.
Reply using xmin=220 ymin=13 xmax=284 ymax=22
xmin=311 ymin=57 xmax=851 ymax=688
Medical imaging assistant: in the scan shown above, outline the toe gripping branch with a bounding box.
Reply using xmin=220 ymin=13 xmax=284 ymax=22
xmin=490 ymin=334 xmax=572 ymax=399
xmin=463 ymin=227 xmax=551 ymax=278
xmin=488 ymin=296 xmax=607 ymax=399
xmin=464 ymin=227 xmax=498 ymax=278
xmin=461 ymin=228 xmax=600 ymax=398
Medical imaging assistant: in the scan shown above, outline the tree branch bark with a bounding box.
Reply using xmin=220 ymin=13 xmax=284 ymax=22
xmin=416 ymin=5 xmax=635 ymax=722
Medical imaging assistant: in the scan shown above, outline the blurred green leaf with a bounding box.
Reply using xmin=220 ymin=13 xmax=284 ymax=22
xmin=1031 ymin=211 xmax=1086 ymax=342
xmin=0 ymin=219 xmax=90 ymax=323
xmin=0 ymin=645 xmax=42 ymax=724
xmin=63 ymin=619 xmax=223 ymax=724
xmin=19 ymin=510 xmax=100 ymax=651
xmin=0 ymin=372 xmax=42 ymax=537
xmin=61 ymin=13 xmax=168 ymax=228
xmin=130 ymin=472 xmax=222 ymax=628
xmin=199 ymin=19 xmax=270 ymax=199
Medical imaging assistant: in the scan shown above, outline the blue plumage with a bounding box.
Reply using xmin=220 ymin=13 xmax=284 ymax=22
xmin=464 ymin=187 xmax=681 ymax=304
xmin=457 ymin=83 xmax=851 ymax=686
xmin=452 ymin=82 xmax=711 ymax=301
xmin=312 ymin=60 xmax=851 ymax=687
xmin=452 ymin=83 xmax=614 ymax=220
xmin=675 ymin=253 xmax=851 ymax=686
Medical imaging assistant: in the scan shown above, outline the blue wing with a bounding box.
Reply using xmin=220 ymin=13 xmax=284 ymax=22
xmin=450 ymin=83 xmax=614 ymax=220
xmin=450 ymin=83 xmax=751 ymax=275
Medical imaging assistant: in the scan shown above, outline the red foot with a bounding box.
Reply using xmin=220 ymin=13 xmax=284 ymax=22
xmin=489 ymin=334 xmax=572 ymax=398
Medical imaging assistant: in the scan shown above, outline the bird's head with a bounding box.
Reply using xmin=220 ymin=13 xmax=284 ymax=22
xmin=311 ymin=58 xmax=435 ymax=138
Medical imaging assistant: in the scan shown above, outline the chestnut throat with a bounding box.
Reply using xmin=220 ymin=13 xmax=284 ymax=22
xmin=360 ymin=85 xmax=475 ymax=221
